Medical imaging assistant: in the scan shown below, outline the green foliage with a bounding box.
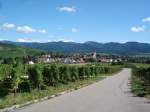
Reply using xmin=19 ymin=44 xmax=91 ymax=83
xmin=0 ymin=63 xmax=122 ymax=108
xmin=28 ymin=65 xmax=43 ymax=89
xmin=0 ymin=79 xmax=12 ymax=97
xmin=0 ymin=63 xmax=122 ymax=99
xmin=43 ymin=64 xmax=59 ymax=86
xmin=59 ymin=65 xmax=69 ymax=83
xmin=0 ymin=64 xmax=13 ymax=81
xmin=132 ymin=66 xmax=150 ymax=97
xmin=0 ymin=43 xmax=43 ymax=58
xmin=11 ymin=64 xmax=24 ymax=90
xmin=78 ymin=66 xmax=86 ymax=79
xmin=49 ymin=64 xmax=59 ymax=85
xmin=18 ymin=81 xmax=30 ymax=93
xmin=70 ymin=66 xmax=79 ymax=81
xmin=89 ymin=66 xmax=95 ymax=77
xmin=84 ymin=66 xmax=91 ymax=78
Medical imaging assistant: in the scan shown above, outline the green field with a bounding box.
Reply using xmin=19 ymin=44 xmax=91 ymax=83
xmin=0 ymin=43 xmax=43 ymax=58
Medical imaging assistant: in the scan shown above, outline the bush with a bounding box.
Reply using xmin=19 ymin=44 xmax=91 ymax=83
xmin=132 ymin=66 xmax=150 ymax=97
xmin=78 ymin=66 xmax=86 ymax=79
xmin=70 ymin=66 xmax=79 ymax=81
xmin=0 ymin=79 xmax=12 ymax=97
xmin=0 ymin=64 xmax=13 ymax=81
xmin=28 ymin=65 xmax=43 ymax=89
xmin=18 ymin=81 xmax=31 ymax=93
xmin=43 ymin=64 xmax=59 ymax=86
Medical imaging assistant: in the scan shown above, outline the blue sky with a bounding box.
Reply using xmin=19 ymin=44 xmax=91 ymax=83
xmin=0 ymin=0 xmax=150 ymax=43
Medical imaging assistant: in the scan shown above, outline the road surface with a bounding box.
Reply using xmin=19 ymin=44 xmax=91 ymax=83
xmin=16 ymin=68 xmax=150 ymax=112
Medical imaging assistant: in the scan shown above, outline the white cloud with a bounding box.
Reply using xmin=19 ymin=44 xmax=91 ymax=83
xmin=17 ymin=38 xmax=42 ymax=43
xmin=55 ymin=38 xmax=74 ymax=42
xmin=38 ymin=29 xmax=47 ymax=34
xmin=16 ymin=26 xmax=36 ymax=34
xmin=72 ymin=28 xmax=79 ymax=33
xmin=16 ymin=26 xmax=47 ymax=34
xmin=131 ymin=25 xmax=146 ymax=32
xmin=2 ymin=23 xmax=15 ymax=30
xmin=57 ymin=6 xmax=77 ymax=13
xmin=142 ymin=17 xmax=150 ymax=23
xmin=47 ymin=38 xmax=74 ymax=42
xmin=1 ymin=23 xmax=47 ymax=34
xmin=17 ymin=38 xmax=74 ymax=43
xmin=17 ymin=38 xmax=34 ymax=42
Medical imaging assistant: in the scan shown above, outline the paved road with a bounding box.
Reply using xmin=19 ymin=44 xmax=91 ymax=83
xmin=16 ymin=68 xmax=150 ymax=112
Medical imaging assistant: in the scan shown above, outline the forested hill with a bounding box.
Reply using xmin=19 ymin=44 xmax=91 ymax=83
xmin=0 ymin=42 xmax=43 ymax=58
xmin=1 ymin=41 xmax=150 ymax=55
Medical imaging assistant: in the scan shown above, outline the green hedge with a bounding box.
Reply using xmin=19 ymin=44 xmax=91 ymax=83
xmin=0 ymin=64 xmax=122 ymax=97
xmin=132 ymin=66 xmax=150 ymax=97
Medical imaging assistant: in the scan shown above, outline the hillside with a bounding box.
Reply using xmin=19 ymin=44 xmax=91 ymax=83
xmin=0 ymin=43 xmax=43 ymax=58
xmin=1 ymin=41 xmax=150 ymax=55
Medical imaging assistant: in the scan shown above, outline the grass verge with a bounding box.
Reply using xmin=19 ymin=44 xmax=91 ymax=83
xmin=131 ymin=66 xmax=150 ymax=98
xmin=131 ymin=76 xmax=147 ymax=97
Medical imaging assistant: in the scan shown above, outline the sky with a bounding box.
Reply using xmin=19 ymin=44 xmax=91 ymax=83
xmin=0 ymin=0 xmax=150 ymax=43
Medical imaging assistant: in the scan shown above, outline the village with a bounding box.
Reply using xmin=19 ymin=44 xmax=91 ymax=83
xmin=28 ymin=52 xmax=122 ymax=64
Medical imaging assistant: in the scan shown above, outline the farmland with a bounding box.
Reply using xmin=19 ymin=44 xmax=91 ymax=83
xmin=0 ymin=63 xmax=122 ymax=109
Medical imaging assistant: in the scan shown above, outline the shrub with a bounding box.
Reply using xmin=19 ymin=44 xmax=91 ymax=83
xmin=132 ymin=66 xmax=150 ymax=97
xmin=18 ymin=81 xmax=31 ymax=93
xmin=78 ymin=66 xmax=86 ymax=79
xmin=28 ymin=65 xmax=43 ymax=90
xmin=70 ymin=66 xmax=79 ymax=81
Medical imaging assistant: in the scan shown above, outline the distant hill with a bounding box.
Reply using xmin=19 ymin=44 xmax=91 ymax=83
xmin=0 ymin=42 xmax=43 ymax=58
xmin=1 ymin=41 xmax=150 ymax=55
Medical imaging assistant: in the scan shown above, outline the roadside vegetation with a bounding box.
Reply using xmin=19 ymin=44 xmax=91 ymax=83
xmin=131 ymin=64 xmax=150 ymax=98
xmin=0 ymin=63 xmax=122 ymax=109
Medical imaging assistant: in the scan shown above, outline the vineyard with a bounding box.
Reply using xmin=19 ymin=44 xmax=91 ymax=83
xmin=132 ymin=65 xmax=150 ymax=97
xmin=0 ymin=63 xmax=122 ymax=108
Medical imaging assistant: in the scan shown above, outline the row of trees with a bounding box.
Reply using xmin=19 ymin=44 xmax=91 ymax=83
xmin=126 ymin=56 xmax=150 ymax=64
xmin=0 ymin=64 xmax=121 ymax=97
xmin=132 ymin=66 xmax=150 ymax=96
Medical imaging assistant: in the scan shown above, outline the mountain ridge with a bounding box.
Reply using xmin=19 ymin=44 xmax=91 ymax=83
xmin=1 ymin=41 xmax=150 ymax=55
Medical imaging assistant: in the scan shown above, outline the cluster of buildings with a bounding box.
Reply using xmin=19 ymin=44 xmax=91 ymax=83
xmin=28 ymin=52 xmax=122 ymax=65
xmin=28 ymin=55 xmax=85 ymax=64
